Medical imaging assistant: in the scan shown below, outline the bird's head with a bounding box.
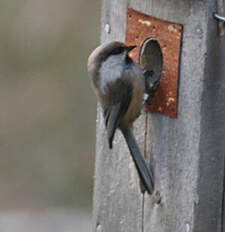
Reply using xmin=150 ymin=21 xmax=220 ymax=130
xmin=87 ymin=41 xmax=136 ymax=77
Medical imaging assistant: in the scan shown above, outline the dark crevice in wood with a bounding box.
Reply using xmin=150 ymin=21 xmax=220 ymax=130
xmin=144 ymin=112 xmax=148 ymax=160
xmin=142 ymin=112 xmax=149 ymax=232
xmin=141 ymin=194 xmax=145 ymax=232
xmin=221 ymin=156 xmax=225 ymax=232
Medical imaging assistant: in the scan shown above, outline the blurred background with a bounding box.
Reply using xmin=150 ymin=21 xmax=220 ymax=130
xmin=0 ymin=0 xmax=101 ymax=231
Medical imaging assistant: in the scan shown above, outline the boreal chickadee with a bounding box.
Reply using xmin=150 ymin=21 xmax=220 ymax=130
xmin=87 ymin=41 xmax=154 ymax=194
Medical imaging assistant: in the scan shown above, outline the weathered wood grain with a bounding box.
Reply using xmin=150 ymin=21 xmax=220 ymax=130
xmin=92 ymin=1 xmax=225 ymax=231
xmin=194 ymin=2 xmax=225 ymax=231
xmin=141 ymin=1 xmax=207 ymax=231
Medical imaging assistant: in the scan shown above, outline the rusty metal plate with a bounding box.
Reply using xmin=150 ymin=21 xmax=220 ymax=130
xmin=126 ymin=8 xmax=183 ymax=118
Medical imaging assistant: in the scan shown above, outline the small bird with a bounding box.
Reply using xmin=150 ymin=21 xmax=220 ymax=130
xmin=87 ymin=41 xmax=154 ymax=194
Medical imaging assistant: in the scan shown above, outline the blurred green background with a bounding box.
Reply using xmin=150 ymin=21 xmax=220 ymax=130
xmin=0 ymin=0 xmax=101 ymax=230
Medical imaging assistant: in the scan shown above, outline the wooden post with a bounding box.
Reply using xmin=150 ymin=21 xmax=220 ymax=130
xmin=92 ymin=1 xmax=225 ymax=231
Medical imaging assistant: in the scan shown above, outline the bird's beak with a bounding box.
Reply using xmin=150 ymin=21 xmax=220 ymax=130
xmin=126 ymin=45 xmax=137 ymax=53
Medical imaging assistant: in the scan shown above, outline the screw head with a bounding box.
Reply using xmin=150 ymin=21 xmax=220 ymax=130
xmin=96 ymin=224 xmax=102 ymax=232
xmin=105 ymin=24 xmax=111 ymax=34
xmin=185 ymin=223 xmax=190 ymax=232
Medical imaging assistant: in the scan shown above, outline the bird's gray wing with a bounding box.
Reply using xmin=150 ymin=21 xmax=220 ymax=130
xmin=103 ymin=79 xmax=133 ymax=149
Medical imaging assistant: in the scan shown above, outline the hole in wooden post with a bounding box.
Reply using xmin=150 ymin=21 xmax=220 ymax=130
xmin=153 ymin=190 xmax=162 ymax=205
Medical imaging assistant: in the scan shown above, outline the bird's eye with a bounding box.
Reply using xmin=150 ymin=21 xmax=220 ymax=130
xmin=111 ymin=47 xmax=125 ymax=55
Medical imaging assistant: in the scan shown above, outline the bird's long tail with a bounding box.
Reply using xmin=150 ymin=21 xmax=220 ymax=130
xmin=121 ymin=127 xmax=154 ymax=194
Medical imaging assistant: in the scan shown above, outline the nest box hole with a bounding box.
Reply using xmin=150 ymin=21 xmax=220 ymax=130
xmin=139 ymin=38 xmax=163 ymax=84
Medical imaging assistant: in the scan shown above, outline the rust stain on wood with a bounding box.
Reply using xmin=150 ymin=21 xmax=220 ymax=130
xmin=126 ymin=8 xmax=183 ymax=118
